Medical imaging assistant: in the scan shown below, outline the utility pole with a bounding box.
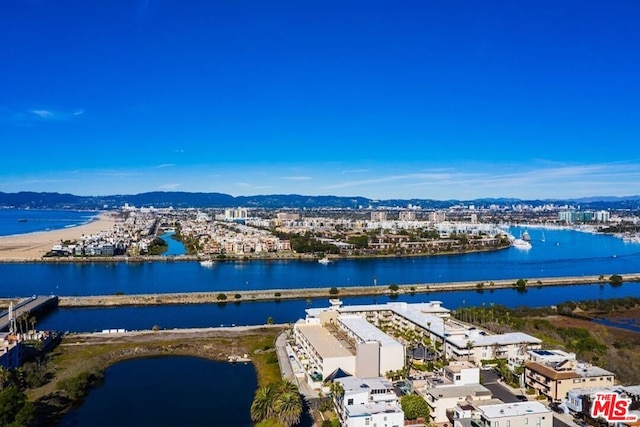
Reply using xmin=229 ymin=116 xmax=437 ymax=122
xmin=9 ymin=302 xmax=17 ymax=335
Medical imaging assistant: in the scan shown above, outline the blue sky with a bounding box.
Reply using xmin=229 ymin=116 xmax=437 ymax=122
xmin=1 ymin=0 xmax=639 ymax=199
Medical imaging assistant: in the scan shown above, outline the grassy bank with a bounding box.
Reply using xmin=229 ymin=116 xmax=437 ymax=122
xmin=25 ymin=326 xmax=284 ymax=426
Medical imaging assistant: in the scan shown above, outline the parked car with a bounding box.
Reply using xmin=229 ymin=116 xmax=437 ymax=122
xmin=516 ymin=395 xmax=528 ymax=401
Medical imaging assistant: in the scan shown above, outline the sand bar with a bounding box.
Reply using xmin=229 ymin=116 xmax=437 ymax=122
xmin=0 ymin=212 xmax=118 ymax=261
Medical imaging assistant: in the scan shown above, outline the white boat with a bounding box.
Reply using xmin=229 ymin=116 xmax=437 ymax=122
xmin=522 ymin=230 xmax=531 ymax=242
xmin=200 ymin=260 xmax=215 ymax=267
xmin=318 ymin=257 xmax=331 ymax=264
xmin=541 ymin=232 xmax=546 ymax=243
xmin=512 ymin=239 xmax=532 ymax=250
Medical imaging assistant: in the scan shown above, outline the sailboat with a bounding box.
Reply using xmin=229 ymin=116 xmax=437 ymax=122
xmin=541 ymin=232 xmax=546 ymax=243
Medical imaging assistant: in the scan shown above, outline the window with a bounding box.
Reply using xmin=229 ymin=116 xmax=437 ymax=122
xmin=347 ymin=398 xmax=353 ymax=405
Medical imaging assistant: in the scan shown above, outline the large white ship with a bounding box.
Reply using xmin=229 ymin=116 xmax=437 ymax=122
xmin=512 ymin=238 xmax=532 ymax=250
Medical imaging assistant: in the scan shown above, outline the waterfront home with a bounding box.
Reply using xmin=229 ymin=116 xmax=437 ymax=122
xmin=333 ymin=376 xmax=404 ymax=427
xmin=524 ymin=351 xmax=615 ymax=402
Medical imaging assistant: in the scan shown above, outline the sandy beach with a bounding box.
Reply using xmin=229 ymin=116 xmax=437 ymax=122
xmin=0 ymin=212 xmax=118 ymax=261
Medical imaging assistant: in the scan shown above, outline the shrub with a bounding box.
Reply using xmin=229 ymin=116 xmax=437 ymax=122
xmin=329 ymin=287 xmax=339 ymax=295
xmin=609 ymin=274 xmax=623 ymax=285
xmin=401 ymin=394 xmax=430 ymax=420
xmin=388 ymin=284 xmax=399 ymax=292
xmin=57 ymin=371 xmax=104 ymax=401
xmin=216 ymin=293 xmax=227 ymax=301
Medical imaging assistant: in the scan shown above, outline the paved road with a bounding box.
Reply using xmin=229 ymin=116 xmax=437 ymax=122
xmin=275 ymin=330 xmax=319 ymax=427
xmin=480 ymin=369 xmax=525 ymax=403
xmin=480 ymin=369 xmax=579 ymax=427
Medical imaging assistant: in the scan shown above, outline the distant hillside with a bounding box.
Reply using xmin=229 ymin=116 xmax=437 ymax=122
xmin=0 ymin=191 xmax=639 ymax=210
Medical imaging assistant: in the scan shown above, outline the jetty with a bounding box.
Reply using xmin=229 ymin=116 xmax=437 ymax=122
xmin=0 ymin=295 xmax=58 ymax=331
xmin=37 ymin=273 xmax=640 ymax=308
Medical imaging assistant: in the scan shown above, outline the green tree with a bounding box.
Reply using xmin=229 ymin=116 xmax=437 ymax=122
xmin=400 ymin=394 xmax=430 ymax=420
xmin=609 ymin=274 xmax=623 ymax=285
xmin=251 ymin=384 xmax=277 ymax=422
xmin=329 ymin=287 xmax=339 ymax=295
xmin=250 ymin=380 xmax=302 ymax=427
xmin=515 ymin=278 xmax=527 ymax=291
xmin=388 ymin=284 xmax=399 ymax=292
xmin=274 ymin=390 xmax=303 ymax=427
xmin=0 ymin=386 xmax=35 ymax=427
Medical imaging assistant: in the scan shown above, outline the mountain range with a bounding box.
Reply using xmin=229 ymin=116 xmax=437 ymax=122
xmin=1 ymin=191 xmax=639 ymax=210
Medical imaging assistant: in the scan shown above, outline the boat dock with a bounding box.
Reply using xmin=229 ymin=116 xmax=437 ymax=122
xmin=0 ymin=295 xmax=58 ymax=331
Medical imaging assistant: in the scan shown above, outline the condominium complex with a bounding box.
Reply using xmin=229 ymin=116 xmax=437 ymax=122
xmin=524 ymin=349 xmax=615 ymax=401
xmin=292 ymin=300 xmax=541 ymax=387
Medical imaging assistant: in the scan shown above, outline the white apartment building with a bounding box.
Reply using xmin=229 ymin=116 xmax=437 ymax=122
xmin=334 ymin=376 xmax=404 ymax=427
xmin=294 ymin=300 xmax=541 ymax=388
xmin=293 ymin=304 xmax=405 ymax=387
xmin=224 ymin=207 xmax=248 ymax=220
xmin=370 ymin=211 xmax=388 ymax=222
xmin=425 ymin=383 xmax=492 ymax=424
xmin=476 ymin=402 xmax=553 ymax=427
xmin=398 ymin=211 xmax=416 ymax=221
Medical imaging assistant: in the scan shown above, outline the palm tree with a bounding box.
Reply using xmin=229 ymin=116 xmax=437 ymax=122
xmin=29 ymin=316 xmax=37 ymax=334
xmin=276 ymin=379 xmax=299 ymax=394
xmin=250 ymin=384 xmax=277 ymax=422
xmin=274 ymin=391 xmax=303 ymax=427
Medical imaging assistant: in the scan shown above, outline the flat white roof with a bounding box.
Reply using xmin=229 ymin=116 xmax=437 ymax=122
xmin=338 ymin=315 xmax=403 ymax=348
xmin=307 ymin=301 xmax=539 ymax=350
xmin=338 ymin=376 xmax=395 ymax=393
xmin=427 ymin=384 xmax=491 ymax=399
xmin=479 ymin=402 xmax=551 ymax=419
xmin=449 ymin=332 xmax=541 ymax=348
xmin=620 ymin=386 xmax=640 ymax=396
xmin=346 ymin=402 xmax=403 ymax=417
xmin=576 ymin=364 xmax=615 ymax=378
xmin=296 ymin=324 xmax=353 ymax=358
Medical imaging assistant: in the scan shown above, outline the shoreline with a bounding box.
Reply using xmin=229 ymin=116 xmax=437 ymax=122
xmin=0 ymin=212 xmax=119 ymax=261
xmin=0 ymin=273 xmax=633 ymax=308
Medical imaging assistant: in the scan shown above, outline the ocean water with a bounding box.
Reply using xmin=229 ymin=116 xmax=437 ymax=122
xmin=1 ymin=226 xmax=638 ymax=298
xmin=37 ymin=282 xmax=640 ymax=332
xmin=0 ymin=209 xmax=97 ymax=236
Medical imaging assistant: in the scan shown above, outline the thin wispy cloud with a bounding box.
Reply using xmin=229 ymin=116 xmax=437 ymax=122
xmin=30 ymin=110 xmax=55 ymax=119
xmin=281 ymin=176 xmax=312 ymax=181
xmin=319 ymin=161 xmax=640 ymax=199
xmin=157 ymin=163 xmax=175 ymax=168
xmin=29 ymin=108 xmax=85 ymax=121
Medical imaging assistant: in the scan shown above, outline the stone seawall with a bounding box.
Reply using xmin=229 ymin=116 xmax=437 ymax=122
xmin=46 ymin=273 xmax=640 ymax=308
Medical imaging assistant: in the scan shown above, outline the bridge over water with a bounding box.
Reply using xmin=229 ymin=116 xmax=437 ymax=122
xmin=0 ymin=295 xmax=58 ymax=332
